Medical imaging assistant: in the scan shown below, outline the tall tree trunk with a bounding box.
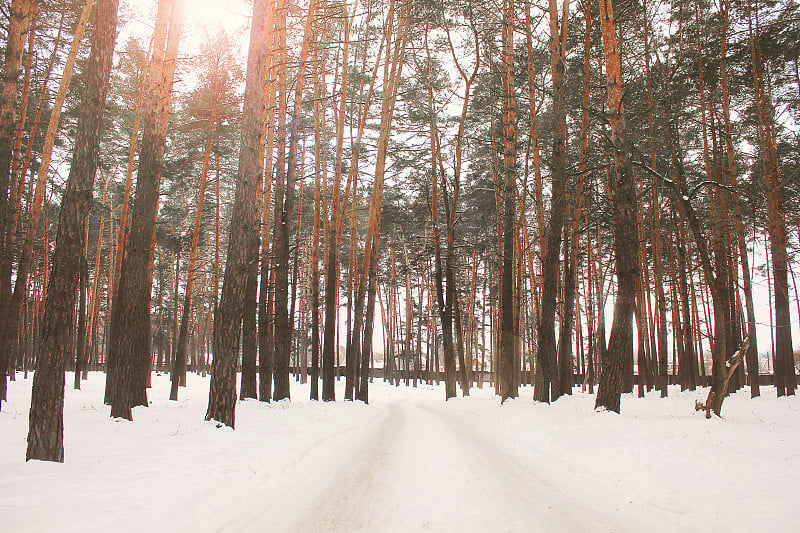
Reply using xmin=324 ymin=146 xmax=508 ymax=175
xmin=85 ymin=176 xmax=109 ymax=378
xmin=108 ymin=0 xmax=182 ymax=420
xmin=451 ymin=264 xmax=469 ymax=394
xmin=206 ymin=0 xmax=271 ymax=426
xmin=74 ymin=256 xmax=88 ymax=390
xmin=356 ymin=0 xmax=408 ymax=404
xmin=289 ymin=181 xmax=304 ymax=379
xmin=345 ymin=182 xmax=362 ymax=400
xmin=309 ymin=33 xmax=325 ymax=400
xmin=577 ymin=0 xmax=593 ymax=394
xmin=558 ymin=224 xmax=577 ymax=396
xmin=425 ymin=38 xmax=457 ymax=399
xmin=444 ymin=14 xmax=480 ymax=398
xmin=239 ymin=230 xmax=260 ymax=399
xmin=498 ymin=0 xmax=518 ymax=402
xmin=641 ymin=0 xmax=669 ymax=397
xmin=0 ymin=0 xmax=34 ymax=408
xmin=171 ymin=109 xmax=216 ymax=401
xmin=321 ymin=0 xmax=352 ymax=402
xmin=718 ymin=0 xmax=758 ymax=397
xmin=26 ymin=0 xmax=118 ymax=461
xmin=401 ymin=238 xmax=413 ymax=385
xmin=112 ymin=50 xmax=149 ymax=301
xmin=258 ymin=26 xmax=276 ymax=403
xmin=747 ymin=0 xmax=795 ymax=396
xmin=272 ymin=0 xmax=317 ymax=402
xmin=534 ymin=0 xmax=570 ymax=403
xmin=271 ymin=0 xmax=290 ymax=401
xmin=524 ymin=0 xmax=545 ymax=276
xmin=342 ymin=22 xmax=383 ymax=401
xmin=4 ymin=0 xmax=91 ymax=403
xmin=595 ymin=0 xmax=639 ymax=413
xmin=558 ymin=0 xmax=585 ymax=396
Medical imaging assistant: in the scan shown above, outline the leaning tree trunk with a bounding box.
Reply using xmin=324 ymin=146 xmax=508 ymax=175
xmin=206 ymin=0 xmax=271 ymax=427
xmin=639 ymin=114 xmax=746 ymax=417
xmin=26 ymin=0 xmax=118 ymax=462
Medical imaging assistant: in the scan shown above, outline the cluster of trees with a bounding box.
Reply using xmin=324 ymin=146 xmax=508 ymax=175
xmin=0 ymin=0 xmax=797 ymax=462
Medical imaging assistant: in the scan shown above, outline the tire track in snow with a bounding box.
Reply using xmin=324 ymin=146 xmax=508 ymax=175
xmin=225 ymin=400 xmax=403 ymax=532
xmin=227 ymin=395 xmax=700 ymax=532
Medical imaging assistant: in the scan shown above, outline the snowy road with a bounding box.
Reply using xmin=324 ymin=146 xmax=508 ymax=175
xmin=227 ymin=394 xmax=691 ymax=533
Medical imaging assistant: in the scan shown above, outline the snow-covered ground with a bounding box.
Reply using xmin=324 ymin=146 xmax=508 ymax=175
xmin=1 ymin=372 xmax=797 ymax=532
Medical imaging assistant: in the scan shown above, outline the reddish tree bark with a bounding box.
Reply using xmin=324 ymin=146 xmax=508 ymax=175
xmin=26 ymin=0 xmax=119 ymax=461
xmin=206 ymin=0 xmax=271 ymax=426
xmin=108 ymin=0 xmax=183 ymax=420
xmin=595 ymin=0 xmax=640 ymax=413
xmin=498 ymin=0 xmax=518 ymax=402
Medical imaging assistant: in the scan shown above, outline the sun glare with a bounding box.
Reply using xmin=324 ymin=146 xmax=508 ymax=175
xmin=185 ymin=0 xmax=250 ymax=37
xmin=123 ymin=0 xmax=250 ymax=52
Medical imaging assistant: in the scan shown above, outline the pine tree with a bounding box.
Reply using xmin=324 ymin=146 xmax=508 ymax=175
xmin=0 ymin=0 xmax=35 ymax=410
xmin=107 ymin=0 xmax=183 ymax=420
xmin=26 ymin=0 xmax=119 ymax=461
xmin=206 ymin=0 xmax=272 ymax=427
xmin=594 ymin=0 xmax=640 ymax=413
xmin=497 ymin=0 xmax=518 ymax=402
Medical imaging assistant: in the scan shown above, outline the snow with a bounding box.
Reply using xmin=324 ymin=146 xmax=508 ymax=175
xmin=1 ymin=373 xmax=798 ymax=532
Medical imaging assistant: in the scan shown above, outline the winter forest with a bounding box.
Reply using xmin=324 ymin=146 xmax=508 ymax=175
xmin=1 ymin=0 xmax=799 ymax=530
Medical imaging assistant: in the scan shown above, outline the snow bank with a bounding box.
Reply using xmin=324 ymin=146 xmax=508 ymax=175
xmin=442 ymin=385 xmax=800 ymax=532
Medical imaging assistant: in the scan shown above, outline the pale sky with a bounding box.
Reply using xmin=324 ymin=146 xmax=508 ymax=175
xmin=120 ymin=0 xmax=251 ymax=60
xmin=116 ymin=0 xmax=252 ymax=96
